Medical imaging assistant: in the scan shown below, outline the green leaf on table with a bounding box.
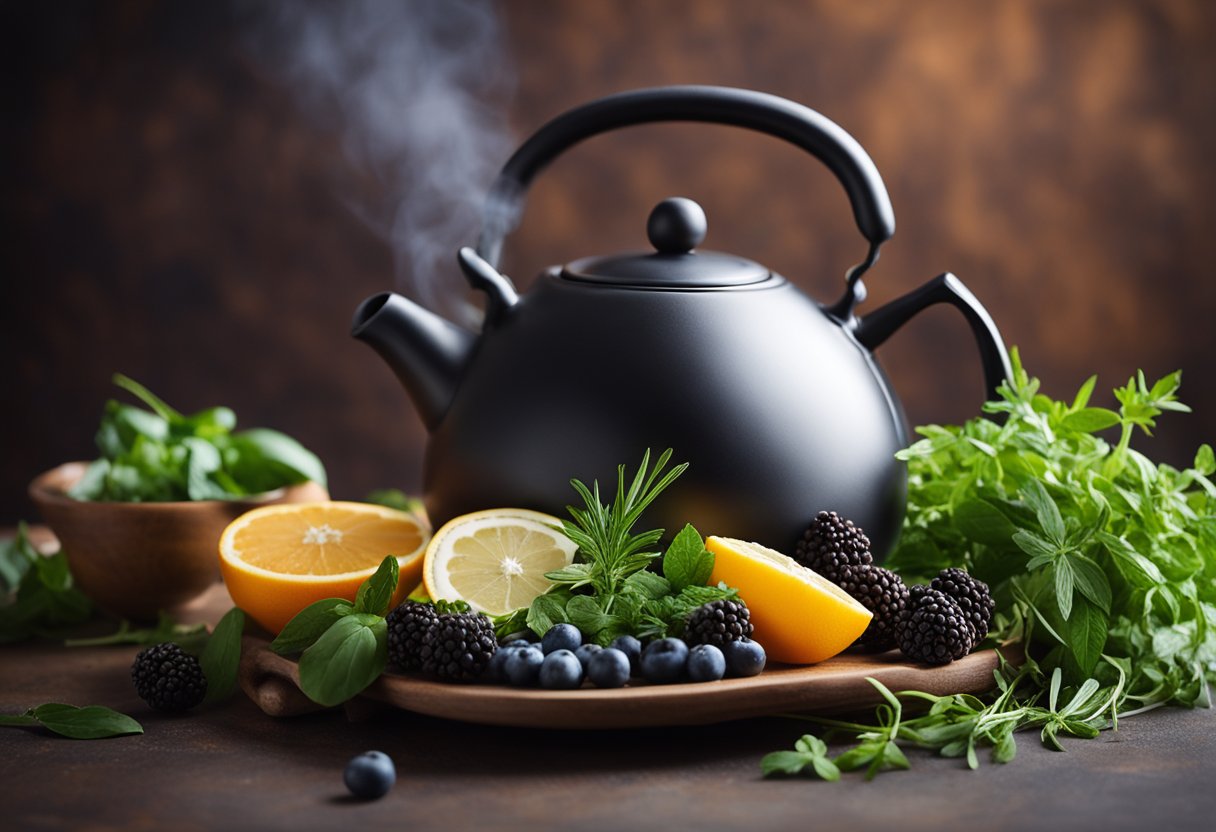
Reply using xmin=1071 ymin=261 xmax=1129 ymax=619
xmin=0 ymin=703 xmax=143 ymax=739
xmin=200 ymin=607 xmax=246 ymax=704
xmin=354 ymin=556 xmax=400 ymax=617
xmin=270 ymin=598 xmax=349 ymax=655
xmin=661 ymin=524 xmax=713 ymax=592
xmin=298 ymin=613 xmax=387 ymax=707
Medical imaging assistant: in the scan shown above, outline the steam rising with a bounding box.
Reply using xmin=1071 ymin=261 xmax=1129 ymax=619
xmin=244 ymin=0 xmax=516 ymax=324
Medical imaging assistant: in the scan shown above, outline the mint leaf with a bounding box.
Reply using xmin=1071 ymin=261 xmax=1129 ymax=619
xmin=200 ymin=607 xmax=246 ymax=704
xmin=1067 ymin=554 xmax=1112 ymax=613
xmin=270 ymin=598 xmax=348 ymax=655
xmin=565 ymin=595 xmax=617 ymax=636
xmin=662 ymin=524 xmax=712 ymax=592
xmin=526 ymin=591 xmax=571 ymax=636
xmin=1060 ymin=408 xmax=1121 ymax=434
xmin=621 ymin=571 xmax=670 ymax=600
xmin=1194 ymin=444 xmax=1215 ymax=476
xmin=298 ymin=613 xmax=386 ymax=707
xmin=354 ymin=556 xmax=400 ymax=616
xmin=1062 ymin=597 xmax=1108 ymax=677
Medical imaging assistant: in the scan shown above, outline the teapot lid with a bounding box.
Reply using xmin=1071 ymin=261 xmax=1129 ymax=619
xmin=560 ymin=197 xmax=771 ymax=288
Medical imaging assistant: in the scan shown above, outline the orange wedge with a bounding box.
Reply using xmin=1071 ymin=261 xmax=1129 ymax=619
xmin=218 ymin=501 xmax=430 ymax=634
xmin=707 ymin=536 xmax=872 ymax=664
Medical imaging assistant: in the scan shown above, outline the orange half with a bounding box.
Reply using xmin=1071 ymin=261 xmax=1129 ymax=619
xmin=218 ymin=501 xmax=430 ymax=633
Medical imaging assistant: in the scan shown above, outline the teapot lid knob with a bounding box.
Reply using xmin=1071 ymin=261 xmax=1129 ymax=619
xmin=647 ymin=197 xmax=707 ymax=253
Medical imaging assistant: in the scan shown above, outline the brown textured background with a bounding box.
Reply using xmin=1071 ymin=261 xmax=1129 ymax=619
xmin=3 ymin=0 xmax=1214 ymax=523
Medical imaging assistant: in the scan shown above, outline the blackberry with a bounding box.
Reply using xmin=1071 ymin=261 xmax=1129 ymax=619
xmin=897 ymin=586 xmax=974 ymax=665
xmin=838 ymin=565 xmax=909 ymax=652
xmin=794 ymin=510 xmax=873 ymax=583
xmin=419 ymin=611 xmax=498 ymax=682
xmin=131 ymin=642 xmax=207 ymax=712
xmin=386 ymin=601 xmax=439 ymax=672
xmin=931 ymin=568 xmax=995 ymax=643
xmin=683 ymin=599 xmax=753 ymax=647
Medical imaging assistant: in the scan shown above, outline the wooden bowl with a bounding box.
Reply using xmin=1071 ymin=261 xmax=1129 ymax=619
xmin=29 ymin=462 xmax=329 ymax=620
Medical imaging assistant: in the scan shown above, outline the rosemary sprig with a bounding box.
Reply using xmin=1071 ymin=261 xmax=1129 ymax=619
xmin=550 ymin=448 xmax=687 ymax=600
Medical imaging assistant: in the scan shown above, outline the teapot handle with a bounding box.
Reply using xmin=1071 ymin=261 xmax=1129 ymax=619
xmin=475 ymin=85 xmax=894 ymax=308
xmin=853 ymin=273 xmax=1013 ymax=402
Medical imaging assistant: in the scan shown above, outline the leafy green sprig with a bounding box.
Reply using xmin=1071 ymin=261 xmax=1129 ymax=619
xmin=270 ymin=556 xmax=400 ymax=707
xmin=0 ymin=524 xmax=91 ymax=642
xmin=498 ymin=450 xmax=739 ymax=645
xmin=0 ymin=703 xmax=143 ymax=740
xmin=70 ymin=374 xmax=327 ymax=502
xmin=766 ymin=349 xmax=1214 ymax=779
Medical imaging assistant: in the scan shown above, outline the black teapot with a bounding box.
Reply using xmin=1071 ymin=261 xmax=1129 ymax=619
xmin=352 ymin=86 xmax=1010 ymax=558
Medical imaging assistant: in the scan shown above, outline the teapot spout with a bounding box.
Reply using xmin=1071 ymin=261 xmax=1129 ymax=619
xmin=351 ymin=293 xmax=476 ymax=430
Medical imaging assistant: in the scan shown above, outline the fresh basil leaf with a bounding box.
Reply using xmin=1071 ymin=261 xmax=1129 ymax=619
xmin=298 ymin=613 xmax=386 ymax=708
xmin=200 ymin=607 xmax=246 ymax=704
xmin=952 ymin=499 xmax=1018 ymax=549
xmin=67 ymin=459 xmax=109 ymax=501
xmin=183 ymin=437 xmax=230 ymax=500
xmin=1062 ymin=597 xmax=1108 ymax=677
xmin=1067 ymin=554 xmax=1112 ymax=613
xmin=661 ymin=524 xmax=712 ymax=592
xmin=230 ymin=428 xmax=328 ymax=492
xmin=270 ymin=598 xmax=348 ymax=655
xmin=354 ymin=556 xmax=399 ymax=617
xmin=1020 ymin=479 xmax=1066 ymax=546
xmin=1060 ymin=408 xmax=1121 ymax=434
xmin=26 ymin=703 xmax=143 ymax=739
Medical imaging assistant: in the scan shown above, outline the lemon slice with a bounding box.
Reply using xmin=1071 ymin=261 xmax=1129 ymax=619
xmin=707 ymin=536 xmax=872 ymax=664
xmin=218 ymin=501 xmax=430 ymax=633
xmin=423 ymin=509 xmax=578 ymax=616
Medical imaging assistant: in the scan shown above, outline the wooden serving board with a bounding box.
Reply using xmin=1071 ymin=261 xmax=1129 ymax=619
xmin=239 ymin=637 xmax=1018 ymax=729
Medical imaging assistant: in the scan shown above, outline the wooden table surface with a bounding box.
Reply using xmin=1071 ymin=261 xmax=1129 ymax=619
xmin=3 ymin=581 xmax=1214 ymax=832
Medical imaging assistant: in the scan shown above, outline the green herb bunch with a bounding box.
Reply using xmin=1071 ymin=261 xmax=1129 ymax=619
xmin=498 ymin=449 xmax=740 ymax=645
xmin=0 ymin=524 xmax=91 ymax=642
xmin=270 ymin=556 xmax=402 ymax=707
xmin=70 ymin=374 xmax=327 ymax=502
xmin=766 ymin=349 xmax=1215 ymax=779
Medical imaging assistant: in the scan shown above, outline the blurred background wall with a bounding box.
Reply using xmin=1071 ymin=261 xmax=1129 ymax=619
xmin=3 ymin=0 xmax=1214 ymax=523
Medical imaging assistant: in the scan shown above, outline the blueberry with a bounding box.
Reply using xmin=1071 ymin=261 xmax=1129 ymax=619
xmin=722 ymin=639 xmax=767 ymax=677
xmin=487 ymin=647 xmax=511 ymax=682
xmin=502 ymin=645 xmax=544 ymax=686
xmin=587 ymin=648 xmax=631 ymax=688
xmin=343 ymin=750 xmax=395 ymax=800
xmin=541 ymin=623 xmax=582 ymax=654
xmin=539 ymin=649 xmax=584 ymax=689
xmin=503 ymin=638 xmax=532 ymax=649
xmin=574 ymin=643 xmax=602 ymax=669
xmin=609 ymin=635 xmax=642 ymax=673
xmin=640 ymin=637 xmax=689 ymax=684
xmin=686 ymin=644 xmax=726 ymax=682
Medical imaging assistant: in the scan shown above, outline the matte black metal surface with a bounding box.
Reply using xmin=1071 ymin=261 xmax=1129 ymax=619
xmin=422 ymin=273 xmax=908 ymax=557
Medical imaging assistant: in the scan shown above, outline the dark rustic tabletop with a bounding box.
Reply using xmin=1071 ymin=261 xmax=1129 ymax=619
xmin=3 ymin=581 xmax=1215 ymax=832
